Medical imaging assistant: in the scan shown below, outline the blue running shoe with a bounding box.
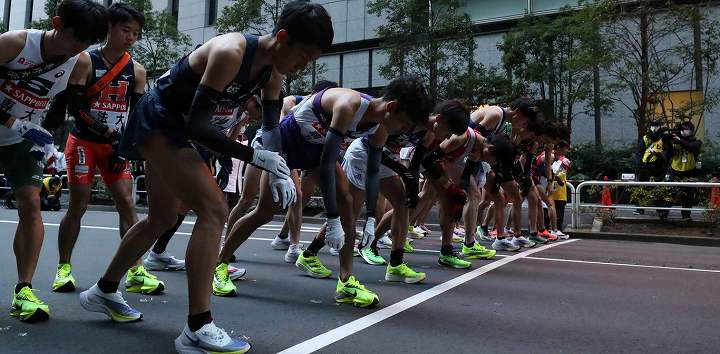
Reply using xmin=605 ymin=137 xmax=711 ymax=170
xmin=79 ymin=284 xmax=142 ymax=323
xmin=175 ymin=322 xmax=251 ymax=354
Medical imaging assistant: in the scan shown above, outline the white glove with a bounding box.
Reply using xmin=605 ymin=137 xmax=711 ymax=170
xmin=252 ymin=149 xmax=290 ymax=179
xmin=324 ymin=217 xmax=344 ymax=250
xmin=359 ymin=216 xmax=375 ymax=249
xmin=10 ymin=119 xmax=54 ymax=146
xmin=269 ymin=173 xmax=297 ymax=209
xmin=29 ymin=144 xmax=59 ymax=164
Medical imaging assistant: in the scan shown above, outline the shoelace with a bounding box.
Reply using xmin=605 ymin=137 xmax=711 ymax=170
xmin=17 ymin=288 xmax=44 ymax=304
xmin=134 ymin=267 xmax=157 ymax=279
xmin=58 ymin=266 xmax=72 ymax=278
xmin=201 ymin=325 xmax=228 ymax=342
xmin=216 ymin=266 xmax=230 ymax=282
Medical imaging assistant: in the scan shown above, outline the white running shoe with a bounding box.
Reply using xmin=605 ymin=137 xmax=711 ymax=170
xmin=175 ymin=322 xmax=251 ymax=354
xmin=408 ymin=225 xmax=426 ymax=239
xmin=79 ymin=284 xmax=142 ymax=323
xmin=377 ymin=233 xmax=392 ymax=249
xmin=143 ymin=251 xmax=186 ymax=271
xmin=228 ymin=265 xmax=246 ymax=281
xmin=270 ymin=235 xmax=291 ymax=250
xmin=512 ymin=236 xmax=536 ymax=248
xmin=284 ymin=243 xmax=303 ymax=263
xmin=492 ymin=238 xmax=520 ymax=252
xmin=453 ymin=227 xmax=465 ymax=237
xmin=329 ymin=247 xmax=340 ymax=256
xmin=553 ymin=230 xmax=570 ymax=240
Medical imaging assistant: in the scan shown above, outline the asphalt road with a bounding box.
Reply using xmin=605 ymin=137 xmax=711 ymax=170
xmin=0 ymin=209 xmax=718 ymax=353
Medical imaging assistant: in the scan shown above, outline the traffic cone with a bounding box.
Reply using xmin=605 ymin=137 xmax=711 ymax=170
xmin=601 ymin=176 xmax=612 ymax=211
xmin=711 ymin=177 xmax=720 ymax=209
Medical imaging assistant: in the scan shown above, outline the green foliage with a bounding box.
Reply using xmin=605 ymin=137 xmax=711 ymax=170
xmin=627 ymin=185 xmax=679 ymax=207
xmin=122 ymin=0 xmax=192 ymax=81
xmin=216 ymin=0 xmax=286 ymax=34
xmin=567 ymin=143 xmax=637 ymax=180
xmin=367 ymin=0 xmax=474 ymax=98
xmin=444 ymin=64 xmax=516 ymax=105
xmin=29 ymin=0 xmax=61 ymax=30
xmin=700 ymin=136 xmax=720 ymax=177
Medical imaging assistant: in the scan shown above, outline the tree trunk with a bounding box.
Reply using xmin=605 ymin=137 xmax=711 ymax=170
xmin=638 ymin=11 xmax=650 ymax=146
xmin=593 ymin=63 xmax=601 ymax=147
xmin=692 ymin=11 xmax=703 ymax=91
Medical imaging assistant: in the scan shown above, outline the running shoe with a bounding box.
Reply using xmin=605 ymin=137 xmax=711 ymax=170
xmin=284 ymin=243 xmax=303 ymax=263
xmin=528 ymin=233 xmax=549 ymax=245
xmin=403 ymin=239 xmax=415 ymax=253
xmin=11 ymin=286 xmax=49 ymax=322
xmin=478 ymin=227 xmax=495 ymax=242
xmin=295 ymin=253 xmax=332 ymax=278
xmin=438 ymin=252 xmax=471 ymax=269
xmin=360 ymin=247 xmax=386 ymax=266
xmin=329 ymin=247 xmax=340 ymax=256
xmin=419 ymin=224 xmax=432 ymax=234
xmin=553 ymin=230 xmax=570 ymax=240
xmin=511 ymin=236 xmax=536 ymax=249
xmin=52 ymin=263 xmax=76 ymax=292
xmin=228 ymin=265 xmax=246 ymax=281
xmin=353 ymin=242 xmax=360 ymax=257
xmin=408 ymin=225 xmax=426 ymax=239
xmin=143 ymin=251 xmax=186 ymax=271
xmin=125 ymin=266 xmax=165 ymax=295
xmin=79 ymin=284 xmax=142 ymax=323
xmin=212 ymin=263 xmax=237 ymax=297
xmin=175 ymin=322 xmax=251 ymax=354
xmin=452 ymin=233 xmax=464 ymax=243
xmin=492 ymin=238 xmax=520 ymax=252
xmin=270 ymin=235 xmax=291 ymax=250
xmin=335 ymin=275 xmax=379 ymax=308
xmin=453 ymin=227 xmax=465 ymax=237
xmin=540 ymin=230 xmax=557 ymax=241
xmin=461 ymin=242 xmax=497 ymax=259
xmin=385 ymin=263 xmax=426 ymax=284
xmin=377 ymin=233 xmax=392 ymax=249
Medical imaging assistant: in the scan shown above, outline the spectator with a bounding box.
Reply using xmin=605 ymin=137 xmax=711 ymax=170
xmin=550 ymin=141 xmax=571 ymax=233
xmin=668 ymin=121 xmax=702 ymax=221
xmin=635 ymin=120 xmax=669 ymax=215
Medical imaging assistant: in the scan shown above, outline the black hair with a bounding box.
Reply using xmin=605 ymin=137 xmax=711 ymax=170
xmin=57 ymin=0 xmax=109 ymax=44
xmin=382 ymin=76 xmax=433 ymax=125
xmin=555 ymin=140 xmax=569 ymax=149
xmin=274 ymin=1 xmax=334 ymax=51
xmin=486 ymin=133 xmax=515 ymax=165
xmin=434 ymin=99 xmax=469 ymax=135
xmin=510 ymin=97 xmax=539 ymax=122
xmin=109 ymin=3 xmax=145 ymax=29
xmin=681 ymin=121 xmax=695 ymax=131
xmin=312 ymin=80 xmax=338 ymax=93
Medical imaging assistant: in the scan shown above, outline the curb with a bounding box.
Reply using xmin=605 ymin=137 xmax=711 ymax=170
xmin=564 ymin=229 xmax=720 ymax=247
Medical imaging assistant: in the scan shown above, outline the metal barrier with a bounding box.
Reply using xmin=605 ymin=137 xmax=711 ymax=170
xmin=571 ymin=180 xmax=720 ymax=228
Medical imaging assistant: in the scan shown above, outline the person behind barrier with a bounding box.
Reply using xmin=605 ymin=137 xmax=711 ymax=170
xmin=668 ymin=121 xmax=702 ymax=221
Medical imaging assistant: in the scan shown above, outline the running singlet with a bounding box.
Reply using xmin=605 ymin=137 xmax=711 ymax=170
xmin=470 ymin=106 xmax=507 ymax=137
xmin=153 ymin=34 xmax=271 ymax=129
xmin=72 ymin=48 xmax=136 ymax=143
xmin=442 ymin=128 xmax=478 ymax=164
xmin=0 ymin=30 xmax=79 ymax=146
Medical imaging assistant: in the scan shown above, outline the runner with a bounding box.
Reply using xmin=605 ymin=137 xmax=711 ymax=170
xmin=217 ymin=77 xmax=432 ymax=307
xmin=78 ymin=3 xmax=332 ymax=353
xmin=0 ymin=0 xmax=108 ymax=322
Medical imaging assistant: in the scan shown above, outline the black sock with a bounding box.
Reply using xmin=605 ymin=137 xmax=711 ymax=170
xmin=530 ymin=231 xmax=538 ymax=237
xmin=277 ymin=233 xmax=288 ymax=239
xmin=15 ymin=283 xmax=31 ymax=294
xmin=481 ymin=225 xmax=489 ymax=234
xmin=188 ymin=310 xmax=213 ymax=332
xmin=305 ymin=238 xmax=325 ymax=256
xmin=390 ymin=249 xmax=404 ymax=266
xmin=464 ymin=241 xmax=475 ymax=248
xmin=440 ymin=244 xmax=454 ymax=256
xmin=152 ymin=214 xmax=185 ymax=254
xmin=97 ymin=278 xmax=119 ymax=293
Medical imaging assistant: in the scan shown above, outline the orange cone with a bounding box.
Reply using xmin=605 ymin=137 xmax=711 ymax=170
xmin=601 ymin=176 xmax=612 ymax=210
xmin=711 ymin=177 xmax=720 ymax=209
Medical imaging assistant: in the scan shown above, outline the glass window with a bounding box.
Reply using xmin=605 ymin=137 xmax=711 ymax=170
xmin=342 ymin=51 xmax=369 ymax=89
xmin=461 ymin=0 xmax=528 ymax=22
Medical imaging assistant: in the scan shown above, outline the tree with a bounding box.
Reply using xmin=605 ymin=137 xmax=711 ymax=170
xmin=29 ymin=0 xmax=61 ymax=30
xmin=367 ymin=0 xmax=475 ymax=99
xmin=121 ymin=0 xmax=192 ymax=84
xmin=215 ymin=0 xmax=325 ymax=94
xmin=444 ymin=64 xmax=515 ymax=106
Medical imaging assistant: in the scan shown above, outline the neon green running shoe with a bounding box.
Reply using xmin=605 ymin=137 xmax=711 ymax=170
xmin=125 ymin=265 xmax=165 ymax=295
xmin=295 ymin=253 xmax=332 ymax=278
xmin=52 ymin=263 xmax=76 ymax=292
xmin=212 ymin=263 xmax=237 ymax=297
xmin=403 ymin=240 xmax=415 ymax=253
xmin=452 ymin=234 xmax=464 ymax=243
xmin=461 ymin=242 xmax=497 ymax=260
xmin=11 ymin=286 xmax=49 ymax=322
xmin=438 ymin=252 xmax=471 ymax=269
xmin=385 ymin=263 xmax=426 ymax=284
xmin=335 ymin=275 xmax=379 ymax=308
xmin=360 ymin=247 xmax=386 ymax=266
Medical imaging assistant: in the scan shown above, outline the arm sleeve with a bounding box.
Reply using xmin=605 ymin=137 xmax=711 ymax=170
xmin=421 ymin=147 xmax=446 ymax=180
xmin=129 ymin=92 xmax=143 ymax=114
xmin=381 ymin=151 xmax=411 ymax=176
xmin=460 ymin=159 xmax=481 ymax=189
xmin=408 ymin=144 xmax=427 ymax=172
xmin=365 ymin=146 xmax=382 ymax=218
xmin=43 ymin=91 xmax=68 ymax=132
xmin=319 ymin=127 xmax=344 ymax=219
xmin=185 ymin=85 xmax=255 ymax=162
xmin=65 ymin=84 xmax=110 ymax=137
xmin=260 ymin=99 xmax=282 ymax=152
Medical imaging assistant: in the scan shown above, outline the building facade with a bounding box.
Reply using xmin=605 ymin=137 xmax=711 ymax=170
xmin=1 ymin=0 xmax=718 ymax=145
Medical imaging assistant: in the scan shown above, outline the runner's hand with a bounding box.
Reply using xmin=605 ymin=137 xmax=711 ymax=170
xmin=324 ymin=217 xmax=344 ymax=250
xmin=359 ymin=216 xmax=375 ymax=249
xmin=269 ymin=173 xmax=297 ymax=209
xmin=10 ymin=119 xmax=53 ymax=146
xmin=108 ymin=151 xmax=127 ymax=174
xmin=29 ymin=143 xmax=59 ymax=165
xmin=252 ymin=150 xmax=290 ymax=179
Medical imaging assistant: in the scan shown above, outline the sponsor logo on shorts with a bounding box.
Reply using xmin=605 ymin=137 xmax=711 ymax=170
xmin=74 ymin=165 xmax=90 ymax=174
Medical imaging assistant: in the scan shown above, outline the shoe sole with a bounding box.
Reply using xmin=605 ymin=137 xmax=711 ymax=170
xmin=228 ymin=269 xmax=247 ymax=281
xmin=492 ymin=245 xmax=521 ymax=252
xmin=385 ymin=273 xmax=425 ymax=284
xmin=360 ymin=252 xmax=386 ymax=266
xmin=212 ymin=289 xmax=237 ymax=297
xmin=271 ymin=241 xmax=291 ymax=250
xmin=335 ymin=293 xmax=380 ymax=308
xmin=437 ymin=260 xmax=471 ymax=269
xmin=175 ymin=336 xmax=251 ymax=354
xmin=284 ymin=254 xmax=300 ymax=263
xmin=52 ymin=281 xmax=76 ymax=293
xmin=296 ymin=261 xmax=331 ymax=279
xmin=126 ymin=281 xmax=165 ymax=295
xmin=11 ymin=307 xmax=50 ymax=323
xmin=463 ymin=251 xmax=497 ymax=260
xmin=143 ymin=259 xmax=185 ymax=271
xmin=79 ymin=291 xmax=142 ymax=323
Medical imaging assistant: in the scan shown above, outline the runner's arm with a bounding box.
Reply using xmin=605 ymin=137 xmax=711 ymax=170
xmin=365 ymin=128 xmax=388 ymax=219
xmin=0 ymin=31 xmax=26 ymax=65
xmin=260 ymin=70 xmax=284 ymax=153
xmin=129 ymin=61 xmax=147 ymax=113
xmin=319 ymin=97 xmax=358 ymax=218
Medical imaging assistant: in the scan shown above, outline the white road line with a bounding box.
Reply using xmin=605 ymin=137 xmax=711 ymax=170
xmin=276 ymin=240 xmax=578 ymax=354
xmin=524 ymin=256 xmax=720 ymax=273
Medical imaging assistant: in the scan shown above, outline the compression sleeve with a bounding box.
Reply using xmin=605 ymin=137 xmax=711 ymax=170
xmin=421 ymin=147 xmax=446 ymax=180
xmin=129 ymin=92 xmax=143 ymax=113
xmin=42 ymin=90 xmax=68 ymax=133
xmin=185 ymin=85 xmax=255 ymax=162
xmin=319 ymin=127 xmax=344 ymax=219
xmin=365 ymin=146 xmax=382 ymax=218
xmin=261 ymin=99 xmax=282 ymax=152
xmin=408 ymin=144 xmax=427 ymax=173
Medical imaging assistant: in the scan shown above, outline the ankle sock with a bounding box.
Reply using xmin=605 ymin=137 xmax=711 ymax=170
xmin=188 ymin=310 xmax=213 ymax=332
xmin=390 ymin=249 xmax=404 ymax=266
xmin=15 ymin=283 xmax=31 ymax=294
xmin=97 ymin=278 xmax=119 ymax=294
